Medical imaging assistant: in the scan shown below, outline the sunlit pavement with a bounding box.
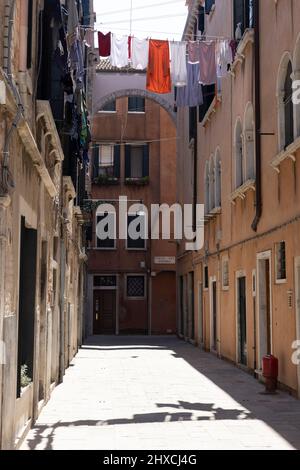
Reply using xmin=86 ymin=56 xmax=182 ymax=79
xmin=22 ymin=336 xmax=300 ymax=450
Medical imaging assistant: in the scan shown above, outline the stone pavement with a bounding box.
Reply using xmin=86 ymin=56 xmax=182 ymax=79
xmin=22 ymin=336 xmax=300 ymax=450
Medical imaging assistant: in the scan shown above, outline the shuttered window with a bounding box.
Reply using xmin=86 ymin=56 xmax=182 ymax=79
xmin=125 ymin=144 xmax=149 ymax=179
xmin=128 ymin=97 xmax=145 ymax=113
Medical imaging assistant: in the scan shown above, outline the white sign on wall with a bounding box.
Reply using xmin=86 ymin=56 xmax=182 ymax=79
xmin=154 ymin=256 xmax=176 ymax=265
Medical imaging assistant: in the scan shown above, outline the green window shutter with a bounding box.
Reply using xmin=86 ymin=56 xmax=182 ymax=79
xmin=142 ymin=144 xmax=149 ymax=177
xmin=113 ymin=145 xmax=120 ymax=178
xmin=125 ymin=145 xmax=131 ymax=178
xmin=93 ymin=144 xmax=99 ymax=178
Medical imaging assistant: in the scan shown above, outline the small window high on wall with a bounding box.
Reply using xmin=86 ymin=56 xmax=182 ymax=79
xmin=101 ymin=100 xmax=116 ymax=112
xmin=128 ymin=97 xmax=145 ymax=113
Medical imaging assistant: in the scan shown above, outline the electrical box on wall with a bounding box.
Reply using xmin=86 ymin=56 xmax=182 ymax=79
xmin=0 ymin=81 xmax=6 ymax=105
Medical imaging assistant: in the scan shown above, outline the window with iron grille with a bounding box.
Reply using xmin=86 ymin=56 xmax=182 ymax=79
xmin=94 ymin=276 xmax=117 ymax=287
xmin=276 ymin=241 xmax=287 ymax=281
xmin=126 ymin=275 xmax=145 ymax=298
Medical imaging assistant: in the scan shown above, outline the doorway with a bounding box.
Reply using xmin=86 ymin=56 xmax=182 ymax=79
xmin=257 ymin=252 xmax=272 ymax=369
xmin=295 ymin=257 xmax=300 ymax=398
xmin=210 ymin=277 xmax=217 ymax=351
xmin=198 ymin=283 xmax=204 ymax=345
xmin=93 ymin=290 xmax=116 ymax=334
xmin=237 ymin=275 xmax=247 ymax=366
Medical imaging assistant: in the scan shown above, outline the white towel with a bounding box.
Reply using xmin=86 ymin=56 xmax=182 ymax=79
xmin=169 ymin=41 xmax=187 ymax=87
xmin=110 ymin=34 xmax=128 ymax=68
xmin=131 ymin=37 xmax=149 ymax=70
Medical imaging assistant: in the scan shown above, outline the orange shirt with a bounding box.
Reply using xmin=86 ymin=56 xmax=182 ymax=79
xmin=146 ymin=39 xmax=171 ymax=94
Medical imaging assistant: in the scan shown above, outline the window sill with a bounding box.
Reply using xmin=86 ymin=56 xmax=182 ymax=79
xmin=230 ymin=29 xmax=254 ymax=77
xmin=275 ymin=278 xmax=287 ymax=285
xmin=204 ymin=206 xmax=221 ymax=223
xmin=128 ymin=111 xmax=145 ymax=114
xmin=271 ymin=136 xmax=300 ymax=172
xmin=93 ymin=177 xmax=120 ymax=186
xmin=125 ymin=178 xmax=149 ymax=186
xmin=200 ymin=94 xmax=221 ymax=127
xmin=230 ymin=178 xmax=256 ymax=204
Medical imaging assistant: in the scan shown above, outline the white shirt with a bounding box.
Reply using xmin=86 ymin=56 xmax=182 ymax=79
xmin=169 ymin=41 xmax=187 ymax=87
xmin=131 ymin=37 xmax=149 ymax=70
xmin=110 ymin=34 xmax=128 ymax=68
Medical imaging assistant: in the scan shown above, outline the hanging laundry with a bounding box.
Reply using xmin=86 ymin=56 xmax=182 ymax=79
xmin=198 ymin=41 xmax=217 ymax=85
xmin=216 ymin=40 xmax=233 ymax=78
xmin=110 ymin=34 xmax=129 ymax=68
xmin=67 ymin=0 xmax=79 ymax=35
xmin=169 ymin=41 xmax=188 ymax=87
xmin=175 ymin=61 xmax=203 ymax=107
xmin=131 ymin=37 xmax=149 ymax=70
xmin=147 ymin=39 xmax=171 ymax=94
xmin=98 ymin=32 xmax=111 ymax=57
xmin=188 ymin=41 xmax=200 ymax=63
xmin=229 ymin=39 xmax=238 ymax=62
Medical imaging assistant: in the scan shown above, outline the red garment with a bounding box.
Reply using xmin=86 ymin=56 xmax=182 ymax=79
xmin=98 ymin=32 xmax=111 ymax=57
xmin=146 ymin=39 xmax=171 ymax=94
xmin=128 ymin=36 xmax=132 ymax=59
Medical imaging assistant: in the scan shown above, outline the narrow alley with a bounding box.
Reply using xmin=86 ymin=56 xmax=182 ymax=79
xmin=22 ymin=336 xmax=300 ymax=450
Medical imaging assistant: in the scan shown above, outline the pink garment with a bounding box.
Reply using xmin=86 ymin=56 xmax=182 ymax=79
xmin=198 ymin=41 xmax=216 ymax=85
xmin=188 ymin=41 xmax=200 ymax=63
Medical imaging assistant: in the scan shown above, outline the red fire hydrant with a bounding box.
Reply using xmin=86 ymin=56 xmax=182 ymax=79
xmin=262 ymin=355 xmax=278 ymax=394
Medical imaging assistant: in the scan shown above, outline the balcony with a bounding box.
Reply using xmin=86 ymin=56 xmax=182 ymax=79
xmin=230 ymin=29 xmax=254 ymax=77
xmin=271 ymin=136 xmax=300 ymax=173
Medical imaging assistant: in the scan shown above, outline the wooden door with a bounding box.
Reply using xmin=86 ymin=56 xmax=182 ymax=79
xmin=93 ymin=290 xmax=116 ymax=334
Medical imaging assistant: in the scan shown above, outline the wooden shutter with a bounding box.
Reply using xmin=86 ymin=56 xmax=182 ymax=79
xmin=93 ymin=144 xmax=100 ymax=178
xmin=125 ymin=145 xmax=131 ymax=178
xmin=142 ymin=145 xmax=149 ymax=177
xmin=113 ymin=145 xmax=120 ymax=178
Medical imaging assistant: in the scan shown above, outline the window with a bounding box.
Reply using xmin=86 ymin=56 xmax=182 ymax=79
xmin=205 ymin=0 xmax=215 ymax=15
xmin=277 ymin=55 xmax=295 ymax=151
xmin=233 ymin=0 xmax=253 ymax=40
xmin=96 ymin=212 xmax=116 ymax=249
xmin=128 ymin=97 xmax=145 ymax=113
xmin=94 ymin=144 xmax=120 ymax=179
xmin=222 ymin=259 xmax=229 ymax=290
xmin=126 ymin=275 xmax=146 ymax=299
xmin=101 ymin=100 xmax=116 ymax=112
xmin=199 ymin=85 xmax=215 ymax=123
xmin=275 ymin=241 xmax=287 ymax=282
xmin=94 ymin=275 xmax=117 ymax=287
xmin=127 ymin=213 xmax=147 ymax=250
xmin=215 ymin=151 xmax=221 ymax=208
xmin=204 ymin=162 xmax=209 ymax=215
xmin=284 ymin=61 xmax=294 ymax=148
xmin=125 ymin=144 xmax=149 ymax=179
xmin=209 ymin=157 xmax=215 ymax=212
xmin=204 ymin=265 xmax=209 ymax=290
xmin=235 ymin=119 xmax=244 ymax=188
xmin=244 ymin=104 xmax=255 ymax=180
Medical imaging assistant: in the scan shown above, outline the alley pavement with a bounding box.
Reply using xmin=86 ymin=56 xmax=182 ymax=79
xmin=22 ymin=336 xmax=300 ymax=450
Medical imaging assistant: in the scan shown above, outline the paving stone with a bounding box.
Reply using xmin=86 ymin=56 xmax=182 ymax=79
xmin=21 ymin=336 xmax=300 ymax=450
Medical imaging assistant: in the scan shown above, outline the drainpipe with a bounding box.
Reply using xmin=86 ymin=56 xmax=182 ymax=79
xmin=251 ymin=0 xmax=262 ymax=232
xmin=0 ymin=0 xmax=24 ymax=196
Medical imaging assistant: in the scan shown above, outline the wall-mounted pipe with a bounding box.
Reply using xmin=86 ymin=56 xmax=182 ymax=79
xmin=251 ymin=0 xmax=262 ymax=232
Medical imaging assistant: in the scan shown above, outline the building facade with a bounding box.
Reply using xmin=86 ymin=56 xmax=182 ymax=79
xmin=177 ymin=0 xmax=300 ymax=397
xmin=0 ymin=0 xmax=93 ymax=449
xmin=86 ymin=66 xmax=177 ymax=336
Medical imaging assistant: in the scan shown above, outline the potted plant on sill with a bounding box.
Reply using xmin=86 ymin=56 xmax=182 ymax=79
xmin=94 ymin=174 xmax=120 ymax=186
xmin=125 ymin=176 xmax=149 ymax=186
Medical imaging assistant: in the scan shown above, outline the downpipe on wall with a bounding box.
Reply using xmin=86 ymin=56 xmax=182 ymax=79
xmin=251 ymin=0 xmax=262 ymax=232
